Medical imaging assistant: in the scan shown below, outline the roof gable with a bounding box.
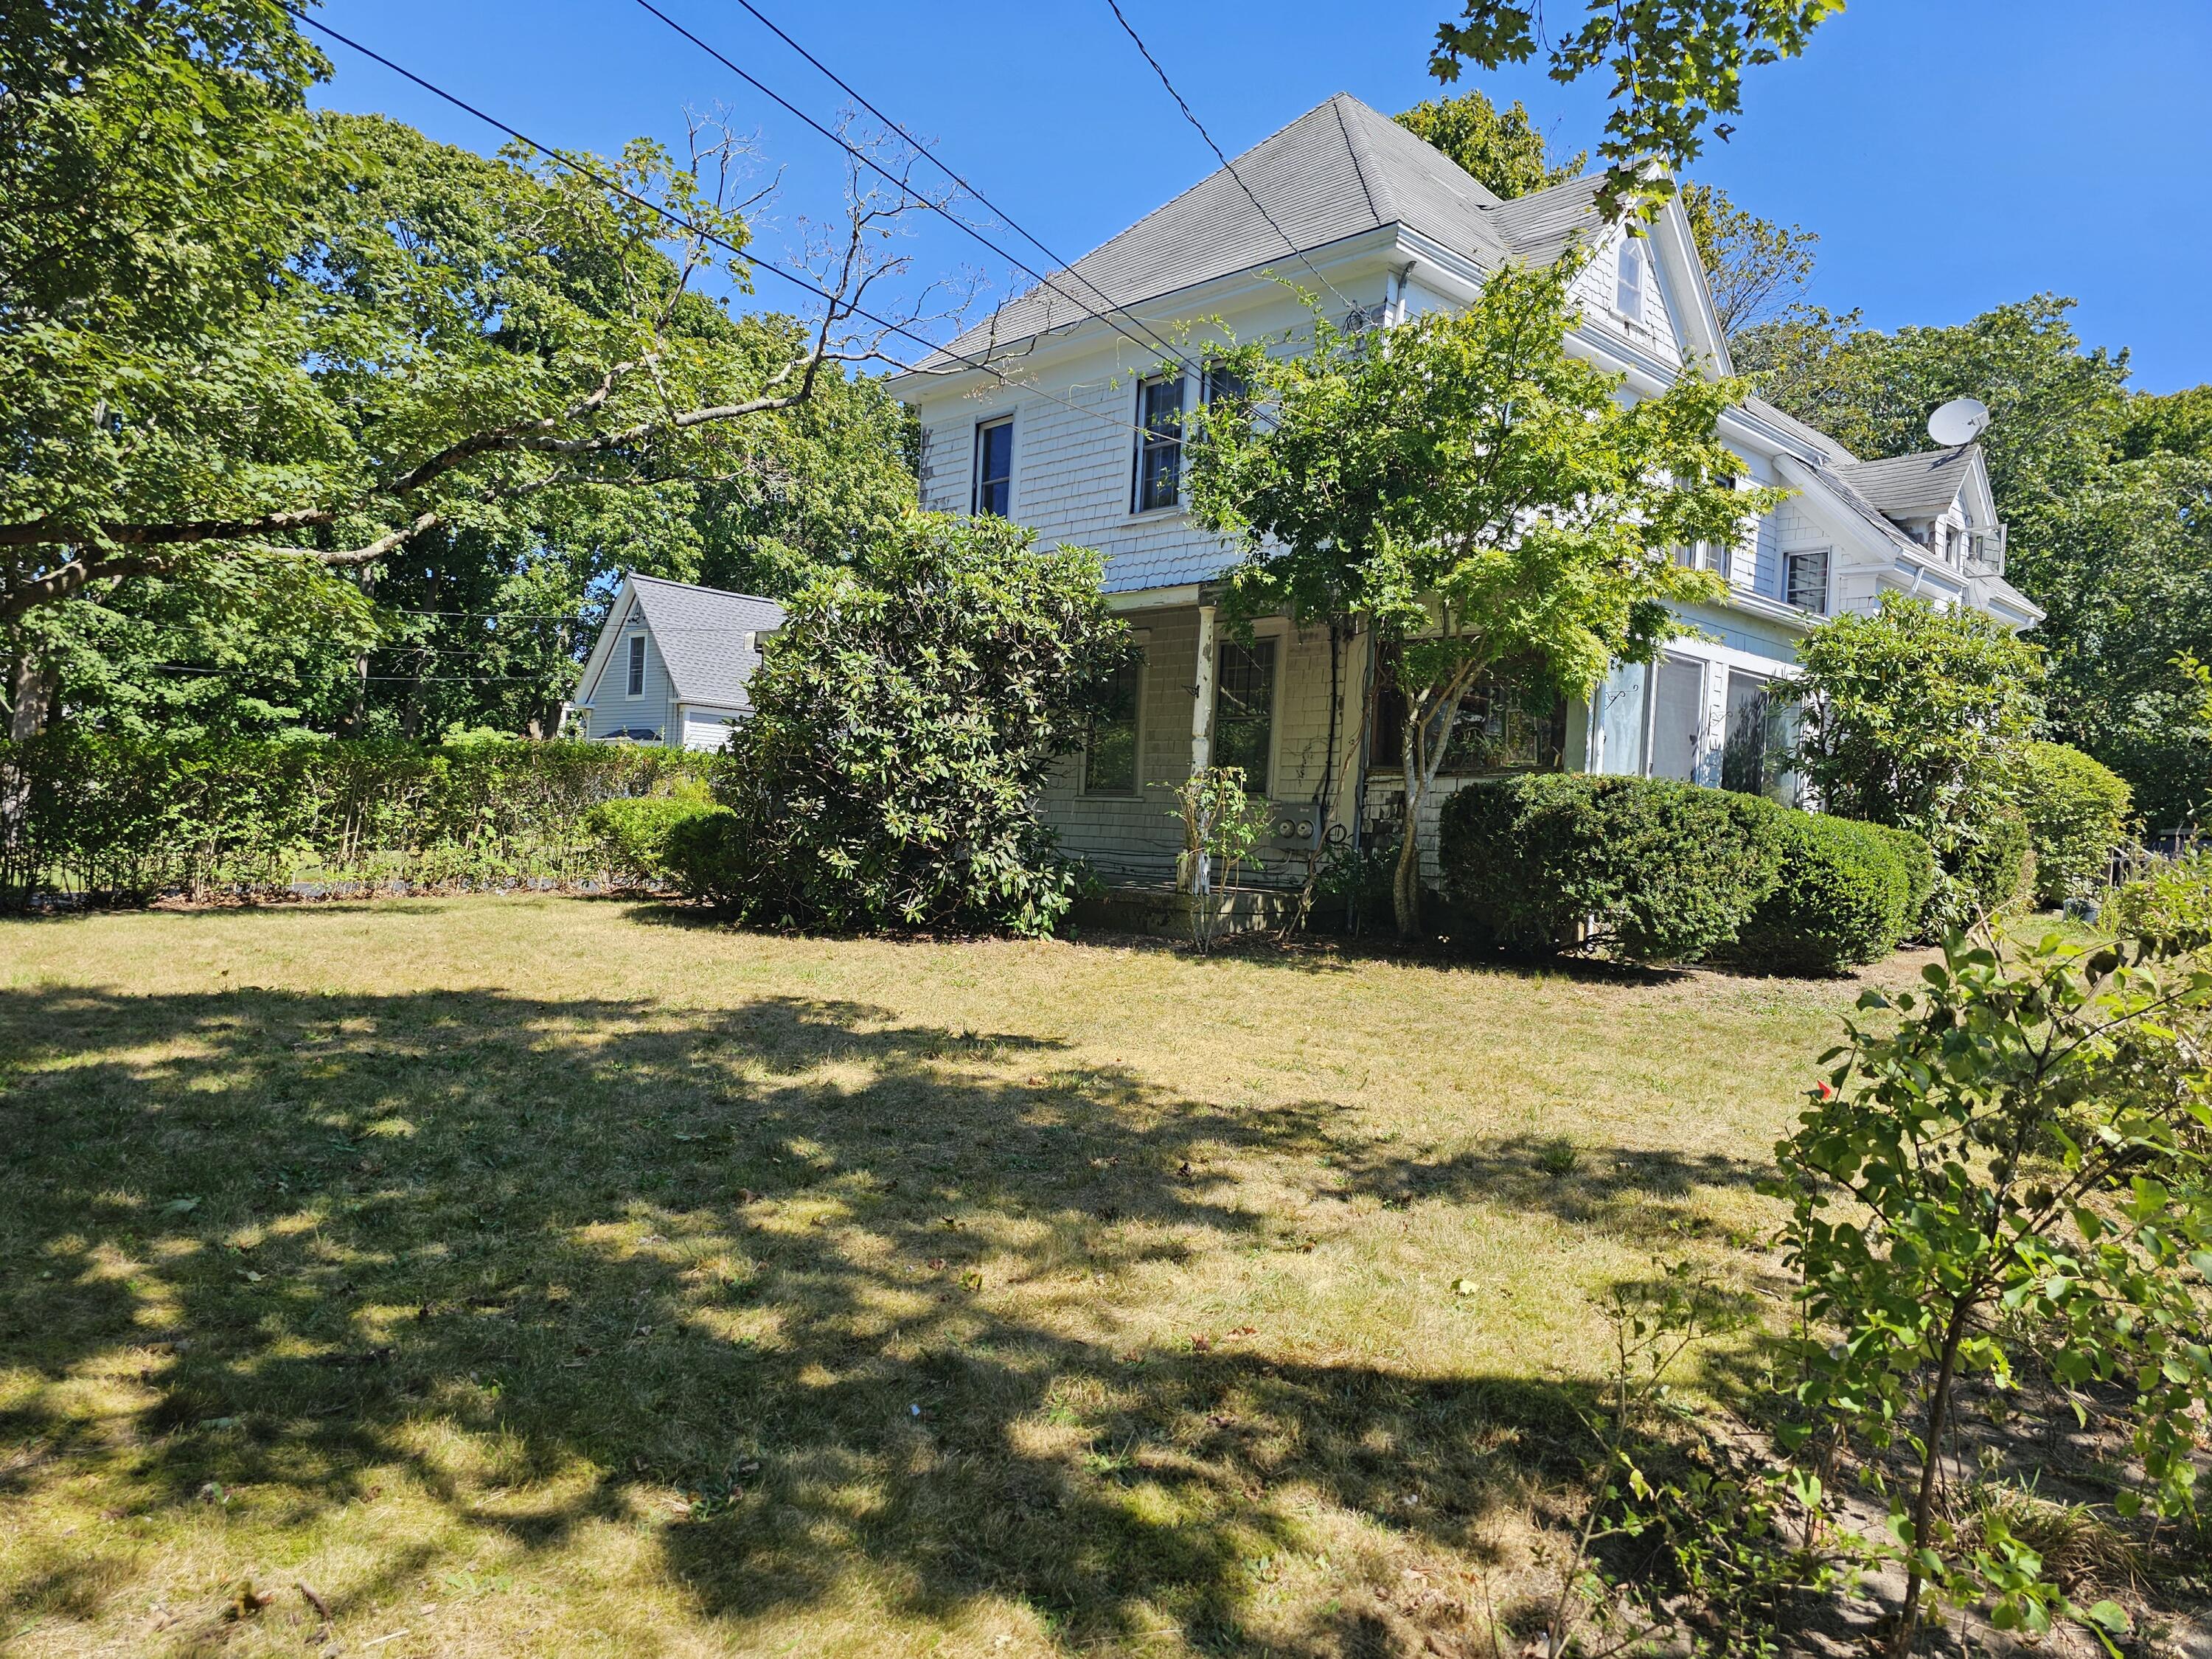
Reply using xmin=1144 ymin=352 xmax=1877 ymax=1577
xmin=573 ymin=575 xmax=785 ymax=712
xmin=1832 ymin=447 xmax=1981 ymax=518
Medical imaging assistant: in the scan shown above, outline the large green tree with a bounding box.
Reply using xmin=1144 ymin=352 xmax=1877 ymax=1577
xmin=1394 ymin=89 xmax=1584 ymax=199
xmin=1186 ymin=260 xmax=1772 ymax=937
xmin=1680 ymin=181 xmax=1818 ymax=340
xmin=1744 ymin=296 xmax=2212 ymax=824
xmin=1 ymin=3 xmax=924 ymax=737
xmin=1427 ymin=1 xmax=1844 ymax=215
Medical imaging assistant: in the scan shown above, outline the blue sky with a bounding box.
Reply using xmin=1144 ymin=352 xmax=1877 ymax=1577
xmin=314 ymin=0 xmax=2211 ymax=392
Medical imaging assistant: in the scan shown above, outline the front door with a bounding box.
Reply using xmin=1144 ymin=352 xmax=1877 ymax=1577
xmin=1649 ymin=657 xmax=1705 ymax=782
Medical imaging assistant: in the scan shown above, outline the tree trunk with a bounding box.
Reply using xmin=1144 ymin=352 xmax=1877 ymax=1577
xmin=1392 ymin=697 xmax=1425 ymax=939
xmin=6 ymin=645 xmax=56 ymax=742
xmin=1891 ymin=1296 xmax=1975 ymax=1658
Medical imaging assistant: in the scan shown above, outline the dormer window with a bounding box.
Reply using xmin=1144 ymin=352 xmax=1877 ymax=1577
xmin=1615 ymin=238 xmax=1645 ymax=321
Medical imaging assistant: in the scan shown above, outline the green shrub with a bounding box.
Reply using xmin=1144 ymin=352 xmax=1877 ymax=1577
xmin=1868 ymin=822 xmax=1941 ymax=934
xmin=1727 ymin=813 xmax=1914 ymax=975
xmin=2014 ymin=740 xmax=2132 ymax=906
xmin=1438 ymin=774 xmax=1782 ymax=963
xmin=1952 ymin=801 xmax=2032 ymax=916
xmin=2107 ymin=850 xmax=2212 ymax=951
xmin=582 ymin=794 xmax=719 ymax=886
xmin=0 ymin=731 xmax=713 ymax=905
xmin=669 ymin=512 xmax=1133 ymax=937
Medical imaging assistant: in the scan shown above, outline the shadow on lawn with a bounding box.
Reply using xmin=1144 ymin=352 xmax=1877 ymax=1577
xmin=0 ymin=978 xmax=1771 ymax=1654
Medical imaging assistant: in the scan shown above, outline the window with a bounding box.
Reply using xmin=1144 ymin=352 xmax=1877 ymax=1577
xmin=1368 ymin=652 xmax=1562 ymax=776
xmin=1133 ymin=374 xmax=1185 ymax=512
xmin=625 ymin=633 xmax=646 ymax=698
xmin=1721 ymin=671 xmax=1787 ymax=798
xmin=1084 ymin=658 xmax=1142 ymax=796
xmin=1211 ymin=637 xmax=1275 ymax=792
xmin=973 ymin=417 xmax=1013 ymax=517
xmin=1615 ymin=237 xmax=1644 ymax=319
xmin=1785 ymin=549 xmax=1831 ymax=613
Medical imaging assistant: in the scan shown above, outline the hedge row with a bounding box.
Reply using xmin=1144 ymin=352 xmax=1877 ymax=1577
xmin=1438 ymin=773 xmax=1937 ymax=975
xmin=0 ymin=731 xmax=713 ymax=905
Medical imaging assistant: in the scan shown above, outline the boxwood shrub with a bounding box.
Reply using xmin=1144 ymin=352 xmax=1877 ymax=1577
xmin=1439 ymin=773 xmax=1784 ymax=963
xmin=1439 ymin=773 xmax=1934 ymax=973
xmin=581 ymin=793 xmax=719 ymax=887
xmin=1726 ymin=813 xmax=1915 ymax=976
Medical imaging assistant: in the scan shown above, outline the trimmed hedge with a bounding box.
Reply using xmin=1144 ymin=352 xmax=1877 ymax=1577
xmin=1954 ymin=802 xmax=2032 ymax=915
xmin=1439 ymin=773 xmax=1784 ymax=963
xmin=1727 ymin=813 xmax=1913 ymax=976
xmin=1439 ymin=773 xmax=1935 ymax=974
xmin=2015 ymin=740 xmax=2132 ymax=906
xmin=0 ymin=731 xmax=712 ymax=905
xmin=581 ymin=793 xmax=719 ymax=887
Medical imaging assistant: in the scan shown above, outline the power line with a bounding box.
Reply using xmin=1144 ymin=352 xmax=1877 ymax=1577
xmin=1100 ymin=0 xmax=1354 ymax=312
xmin=720 ymin=0 xmax=1192 ymax=369
xmin=287 ymin=10 xmax=1161 ymax=450
xmin=629 ymin=0 xmax=1191 ymax=373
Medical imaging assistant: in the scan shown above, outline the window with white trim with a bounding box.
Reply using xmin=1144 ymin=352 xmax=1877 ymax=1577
xmin=1786 ymin=549 xmax=1831 ymax=613
xmin=973 ymin=417 xmax=1012 ymax=517
xmin=1615 ymin=237 xmax=1645 ymax=320
xmin=625 ymin=633 xmax=647 ymax=697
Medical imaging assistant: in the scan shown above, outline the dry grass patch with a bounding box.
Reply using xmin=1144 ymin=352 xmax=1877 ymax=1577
xmin=0 ymin=897 xmax=1910 ymax=1655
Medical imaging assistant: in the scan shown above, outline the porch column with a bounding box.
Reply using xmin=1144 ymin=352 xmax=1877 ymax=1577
xmin=1189 ymin=602 xmax=1217 ymax=776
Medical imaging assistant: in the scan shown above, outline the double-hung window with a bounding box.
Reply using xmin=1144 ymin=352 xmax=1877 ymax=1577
xmin=1133 ymin=375 xmax=1185 ymax=512
xmin=1084 ymin=658 xmax=1143 ymax=796
xmin=625 ymin=633 xmax=647 ymax=698
xmin=973 ymin=417 xmax=1013 ymax=517
xmin=1785 ymin=549 xmax=1831 ymax=613
xmin=1212 ymin=638 xmax=1276 ymax=793
xmin=1615 ymin=237 xmax=1645 ymax=321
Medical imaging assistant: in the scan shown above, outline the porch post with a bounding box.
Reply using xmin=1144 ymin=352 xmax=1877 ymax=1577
xmin=1189 ymin=602 xmax=1217 ymax=776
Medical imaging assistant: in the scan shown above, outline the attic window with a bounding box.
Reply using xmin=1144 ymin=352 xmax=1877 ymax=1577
xmin=1615 ymin=238 xmax=1645 ymax=321
xmin=626 ymin=633 xmax=646 ymax=698
xmin=1133 ymin=375 xmax=1185 ymax=512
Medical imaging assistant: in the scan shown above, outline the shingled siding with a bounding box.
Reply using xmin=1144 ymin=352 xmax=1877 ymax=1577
xmin=1036 ymin=606 xmax=1359 ymax=886
xmin=582 ymin=620 xmax=677 ymax=742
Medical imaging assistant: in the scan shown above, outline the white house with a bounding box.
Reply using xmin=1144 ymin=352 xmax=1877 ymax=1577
xmin=570 ymin=574 xmax=783 ymax=751
xmin=884 ymin=92 xmax=2042 ymax=883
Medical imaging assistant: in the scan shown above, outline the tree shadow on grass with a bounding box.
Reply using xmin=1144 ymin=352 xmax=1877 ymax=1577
xmin=0 ymin=978 xmax=1778 ymax=1654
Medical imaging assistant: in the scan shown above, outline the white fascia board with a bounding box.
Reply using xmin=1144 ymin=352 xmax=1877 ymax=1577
xmin=571 ymin=574 xmax=637 ymax=707
xmin=885 ymin=225 xmax=1408 ymax=400
xmin=1647 ymin=195 xmax=1731 ymax=378
xmin=1106 ymin=583 xmax=1205 ymax=611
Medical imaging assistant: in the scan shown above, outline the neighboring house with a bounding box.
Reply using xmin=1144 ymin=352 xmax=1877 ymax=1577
xmin=570 ymin=574 xmax=783 ymax=751
xmin=884 ymin=91 xmax=2044 ymax=884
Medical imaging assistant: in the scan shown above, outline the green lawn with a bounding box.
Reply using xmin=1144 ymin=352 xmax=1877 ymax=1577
xmin=0 ymin=897 xmax=1911 ymax=1656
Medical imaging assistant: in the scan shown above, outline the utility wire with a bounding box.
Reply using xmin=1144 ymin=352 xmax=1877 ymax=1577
xmin=1101 ymin=0 xmax=1354 ymax=312
xmin=630 ymin=0 xmax=1191 ymax=372
xmin=288 ymin=10 xmax=1159 ymax=448
xmin=720 ymin=0 xmax=1192 ymax=368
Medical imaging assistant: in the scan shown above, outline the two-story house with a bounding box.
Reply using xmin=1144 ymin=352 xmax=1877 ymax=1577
xmin=886 ymin=92 xmax=2042 ymax=885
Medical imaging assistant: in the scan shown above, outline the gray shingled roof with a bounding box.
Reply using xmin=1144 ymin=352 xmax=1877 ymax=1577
xmin=625 ymin=575 xmax=783 ymax=711
xmin=918 ymin=93 xmax=1548 ymax=371
xmin=1742 ymin=394 xmax=1860 ymax=466
xmin=1832 ymin=447 xmax=1975 ymax=517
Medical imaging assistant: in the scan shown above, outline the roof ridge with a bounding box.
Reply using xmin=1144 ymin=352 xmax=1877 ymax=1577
xmin=1329 ymin=93 xmax=1389 ymax=229
xmin=629 ymin=572 xmax=781 ymax=605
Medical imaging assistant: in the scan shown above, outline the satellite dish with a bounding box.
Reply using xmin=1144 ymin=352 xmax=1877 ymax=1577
xmin=1927 ymin=397 xmax=1991 ymax=447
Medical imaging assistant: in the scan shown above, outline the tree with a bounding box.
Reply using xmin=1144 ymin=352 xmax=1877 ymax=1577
xmin=1427 ymin=1 xmax=1845 ymax=217
xmin=667 ymin=513 xmax=1133 ymax=937
xmin=1394 ymin=89 xmax=1584 ymax=199
xmin=1742 ymin=296 xmax=2212 ymax=826
xmin=1680 ymin=181 xmax=1818 ymax=339
xmin=1 ymin=5 xmax=938 ymax=734
xmin=1788 ymin=594 xmax=2042 ymax=895
xmin=1185 ymin=260 xmax=1772 ymax=938
xmin=1778 ymin=927 xmax=2212 ymax=1655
